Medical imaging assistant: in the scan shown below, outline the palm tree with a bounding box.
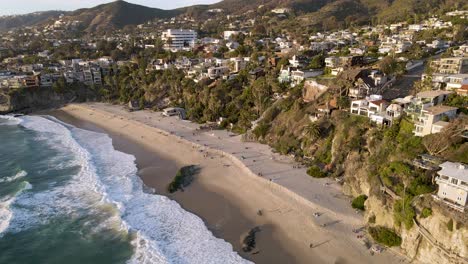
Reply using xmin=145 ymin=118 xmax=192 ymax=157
xmin=304 ymin=123 xmax=321 ymax=140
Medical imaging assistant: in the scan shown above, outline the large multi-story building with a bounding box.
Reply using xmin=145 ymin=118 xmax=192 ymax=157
xmin=435 ymin=162 xmax=468 ymax=212
xmin=161 ymin=29 xmax=197 ymax=51
xmin=413 ymin=105 xmax=458 ymax=136
xmin=430 ymin=57 xmax=468 ymax=75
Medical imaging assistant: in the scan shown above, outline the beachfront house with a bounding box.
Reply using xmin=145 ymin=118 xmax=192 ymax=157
xmin=434 ymin=162 xmax=468 ymax=212
xmin=350 ymin=95 xmax=389 ymax=124
xmin=413 ymin=105 xmax=458 ymax=137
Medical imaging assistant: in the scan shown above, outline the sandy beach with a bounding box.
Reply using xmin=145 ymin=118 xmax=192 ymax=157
xmin=48 ymin=103 xmax=408 ymax=264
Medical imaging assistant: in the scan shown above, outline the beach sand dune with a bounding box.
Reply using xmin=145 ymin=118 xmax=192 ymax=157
xmin=49 ymin=103 xmax=408 ymax=264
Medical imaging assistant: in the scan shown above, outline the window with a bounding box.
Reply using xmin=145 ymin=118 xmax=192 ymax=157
xmin=461 ymin=181 xmax=468 ymax=187
xmin=451 ymin=178 xmax=458 ymax=185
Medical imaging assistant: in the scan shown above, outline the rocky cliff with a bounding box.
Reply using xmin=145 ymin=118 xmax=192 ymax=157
xmin=0 ymin=87 xmax=98 ymax=114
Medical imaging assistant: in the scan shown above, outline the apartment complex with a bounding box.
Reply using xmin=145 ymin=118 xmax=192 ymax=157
xmin=161 ymin=29 xmax=197 ymax=51
xmin=430 ymin=57 xmax=468 ymax=74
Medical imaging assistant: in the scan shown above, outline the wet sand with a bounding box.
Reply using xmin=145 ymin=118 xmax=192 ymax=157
xmin=49 ymin=110 xmax=296 ymax=263
xmin=45 ymin=104 xmax=408 ymax=264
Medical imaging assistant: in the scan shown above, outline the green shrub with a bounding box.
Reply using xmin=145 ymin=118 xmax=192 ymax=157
xmin=315 ymin=134 xmax=333 ymax=164
xmin=306 ymin=165 xmax=327 ymax=178
xmin=393 ymin=197 xmax=416 ymax=230
xmin=352 ymin=195 xmax=368 ymax=211
xmin=369 ymin=226 xmax=402 ymax=247
xmin=447 ymin=219 xmax=453 ymax=232
xmin=167 ymin=165 xmax=199 ymax=193
xmin=420 ymin=208 xmax=432 ymax=218
xmin=252 ymin=122 xmax=270 ymax=139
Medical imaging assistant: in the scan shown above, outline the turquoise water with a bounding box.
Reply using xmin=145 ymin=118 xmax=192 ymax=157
xmin=0 ymin=115 xmax=248 ymax=264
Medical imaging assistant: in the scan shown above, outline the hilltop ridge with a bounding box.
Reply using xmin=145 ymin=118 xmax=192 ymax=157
xmin=0 ymin=0 xmax=466 ymax=33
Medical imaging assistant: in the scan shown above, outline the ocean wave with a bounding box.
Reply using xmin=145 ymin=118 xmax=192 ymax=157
xmin=0 ymin=170 xmax=28 ymax=183
xmin=15 ymin=115 xmax=249 ymax=264
xmin=0 ymin=115 xmax=21 ymax=126
xmin=0 ymin=181 xmax=32 ymax=236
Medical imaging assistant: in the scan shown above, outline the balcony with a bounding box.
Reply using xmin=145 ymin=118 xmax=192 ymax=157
xmin=432 ymin=195 xmax=466 ymax=212
xmin=435 ymin=177 xmax=468 ymax=191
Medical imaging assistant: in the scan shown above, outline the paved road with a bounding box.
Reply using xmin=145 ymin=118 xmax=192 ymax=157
xmin=382 ymin=63 xmax=425 ymax=100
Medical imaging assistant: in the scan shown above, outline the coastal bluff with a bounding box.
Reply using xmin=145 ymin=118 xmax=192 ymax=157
xmin=0 ymin=86 xmax=98 ymax=114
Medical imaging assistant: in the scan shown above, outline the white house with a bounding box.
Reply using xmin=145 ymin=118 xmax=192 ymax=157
xmin=413 ymin=105 xmax=458 ymax=137
xmin=223 ymin=31 xmax=240 ymax=40
xmin=350 ymin=95 xmax=389 ymax=124
xmin=435 ymin=162 xmax=468 ymax=212
xmin=445 ymin=74 xmax=468 ymax=90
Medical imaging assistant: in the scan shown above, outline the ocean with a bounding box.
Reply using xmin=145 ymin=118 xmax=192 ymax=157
xmin=0 ymin=115 xmax=248 ymax=264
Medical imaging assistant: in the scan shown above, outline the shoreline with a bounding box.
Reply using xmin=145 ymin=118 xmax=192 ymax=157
xmin=47 ymin=103 xmax=407 ymax=264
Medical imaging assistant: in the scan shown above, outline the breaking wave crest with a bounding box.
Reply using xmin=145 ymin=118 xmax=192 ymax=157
xmin=10 ymin=116 xmax=248 ymax=264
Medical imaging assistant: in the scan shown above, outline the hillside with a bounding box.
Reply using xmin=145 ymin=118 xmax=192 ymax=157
xmin=209 ymin=0 xmax=333 ymax=14
xmin=2 ymin=0 xmax=467 ymax=33
xmin=0 ymin=11 xmax=65 ymax=32
xmin=63 ymin=0 xmax=180 ymax=33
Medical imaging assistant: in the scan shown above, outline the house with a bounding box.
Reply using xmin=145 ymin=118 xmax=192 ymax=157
xmin=278 ymin=67 xmax=292 ymax=83
xmin=208 ymin=66 xmax=229 ymax=79
xmin=290 ymin=69 xmax=322 ymax=84
xmin=453 ymin=44 xmax=468 ymax=57
xmin=223 ymin=31 xmax=240 ymax=40
xmin=456 ymin=84 xmax=468 ymax=96
xmin=385 ymin=103 xmax=404 ymax=120
xmin=226 ymin=41 xmax=240 ymax=51
xmin=405 ymin=90 xmax=453 ymax=118
xmin=289 ymin=55 xmax=308 ymax=68
xmin=413 ymin=105 xmax=458 ymax=137
xmin=445 ymin=74 xmax=468 ymax=90
xmin=22 ymin=76 xmax=39 ymax=88
xmin=249 ymin=68 xmax=265 ymax=80
xmin=408 ymin=24 xmax=424 ymax=31
xmin=349 ymin=69 xmax=388 ymax=99
xmin=434 ymin=162 xmax=468 ymax=212
xmin=430 ymin=57 xmax=468 ymax=75
xmin=92 ymin=69 xmax=102 ymax=85
xmin=350 ymin=95 xmax=389 ymax=124
xmin=39 ymin=74 xmax=53 ymax=87
xmin=426 ymin=39 xmax=449 ymax=50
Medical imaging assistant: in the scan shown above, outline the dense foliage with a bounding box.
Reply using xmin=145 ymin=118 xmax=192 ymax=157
xmin=369 ymin=226 xmax=402 ymax=247
xmin=352 ymin=195 xmax=368 ymax=211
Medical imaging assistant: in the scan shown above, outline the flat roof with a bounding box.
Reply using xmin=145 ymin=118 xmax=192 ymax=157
xmin=425 ymin=105 xmax=458 ymax=115
xmin=432 ymin=121 xmax=450 ymax=127
xmin=417 ymin=90 xmax=453 ymax=98
xmin=438 ymin=162 xmax=468 ymax=182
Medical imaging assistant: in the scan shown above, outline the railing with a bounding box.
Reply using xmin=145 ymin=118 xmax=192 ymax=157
xmin=413 ymin=219 xmax=468 ymax=263
xmin=379 ymin=185 xmax=401 ymax=200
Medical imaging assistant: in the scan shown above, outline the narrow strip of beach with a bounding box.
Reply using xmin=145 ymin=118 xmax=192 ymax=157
xmin=48 ymin=103 xmax=407 ymax=264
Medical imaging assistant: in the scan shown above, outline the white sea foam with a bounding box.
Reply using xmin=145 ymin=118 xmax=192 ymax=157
xmin=0 ymin=170 xmax=28 ymax=183
xmin=0 ymin=181 xmax=32 ymax=236
xmin=0 ymin=115 xmax=21 ymax=125
xmin=11 ymin=115 xmax=250 ymax=264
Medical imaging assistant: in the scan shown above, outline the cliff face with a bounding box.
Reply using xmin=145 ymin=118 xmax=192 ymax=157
xmin=342 ymin=154 xmax=467 ymax=264
xmin=0 ymin=87 xmax=98 ymax=114
xmin=401 ymin=207 xmax=468 ymax=264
